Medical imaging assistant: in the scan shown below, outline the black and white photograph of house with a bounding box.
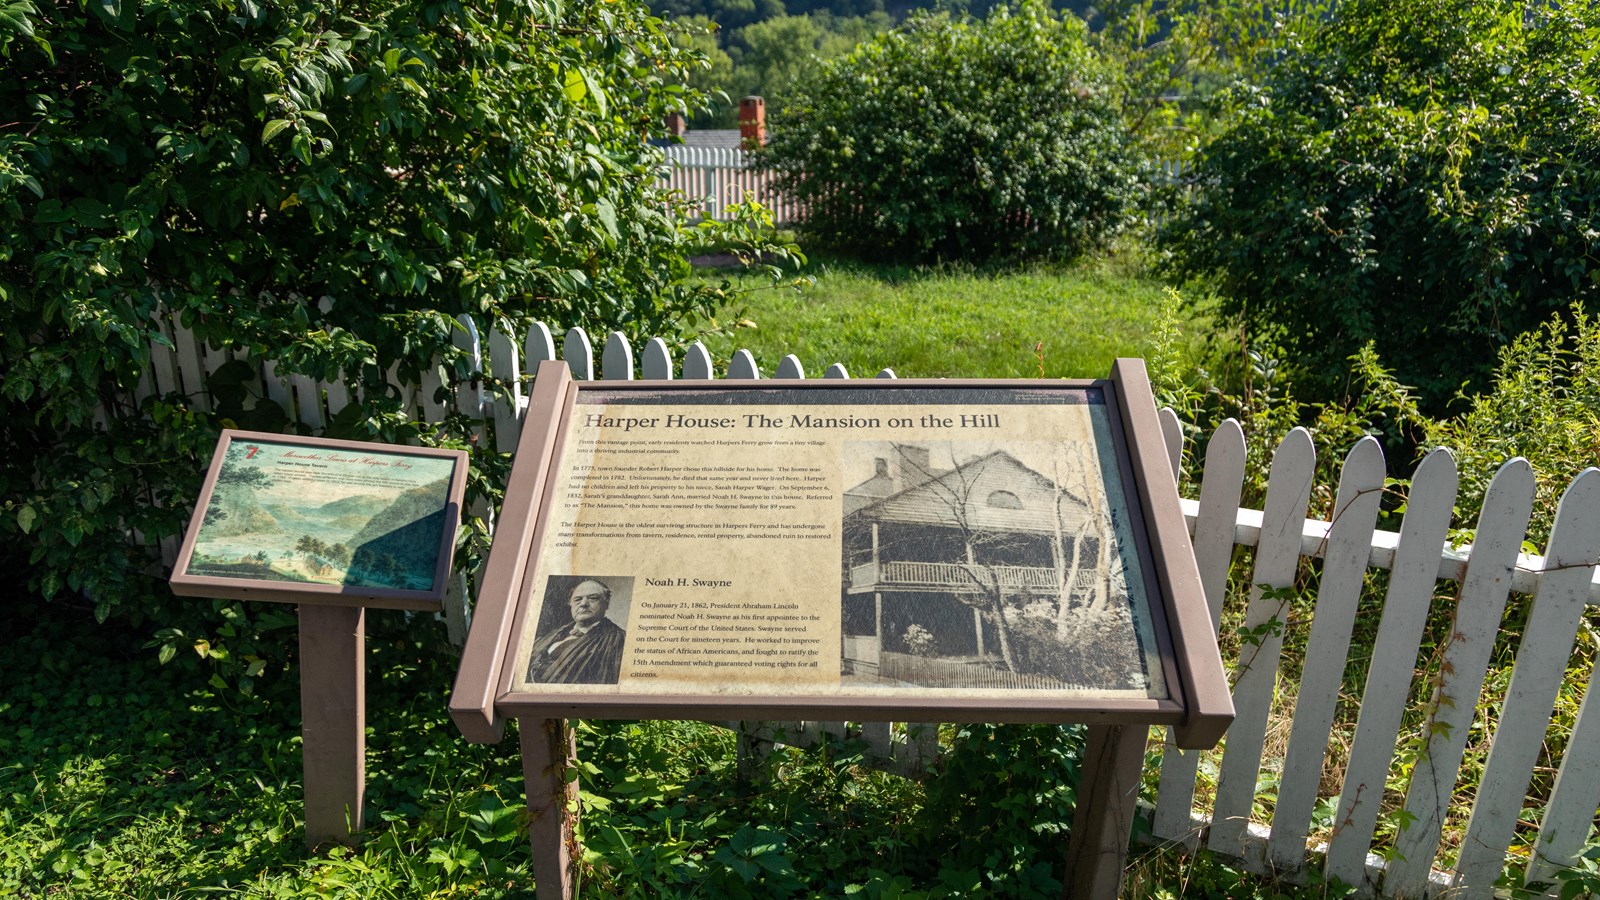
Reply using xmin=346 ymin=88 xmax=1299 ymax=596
xmin=839 ymin=440 xmax=1167 ymax=696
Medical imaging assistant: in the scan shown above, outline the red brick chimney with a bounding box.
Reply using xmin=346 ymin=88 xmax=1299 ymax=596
xmin=739 ymin=96 xmax=766 ymax=149
xmin=665 ymin=111 xmax=686 ymax=138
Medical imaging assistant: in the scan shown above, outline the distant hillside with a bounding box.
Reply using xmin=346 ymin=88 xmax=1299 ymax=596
xmin=318 ymin=494 xmax=391 ymax=517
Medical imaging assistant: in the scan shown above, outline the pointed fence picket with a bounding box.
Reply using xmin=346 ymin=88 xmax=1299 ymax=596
xmin=1385 ymin=459 xmax=1535 ymax=895
xmin=1208 ymin=428 xmax=1316 ymax=860
xmin=1267 ymin=437 xmax=1387 ymax=871
xmin=132 ymin=313 xmax=1600 ymax=896
xmin=1325 ymin=450 xmax=1460 ymax=885
xmin=1152 ymin=418 xmax=1246 ymax=849
xmin=1451 ymin=469 xmax=1600 ymax=895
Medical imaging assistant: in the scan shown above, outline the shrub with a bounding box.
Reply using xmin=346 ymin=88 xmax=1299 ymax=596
xmin=760 ymin=0 xmax=1143 ymax=263
xmin=1161 ymin=0 xmax=1600 ymax=413
xmin=0 ymin=0 xmax=789 ymax=631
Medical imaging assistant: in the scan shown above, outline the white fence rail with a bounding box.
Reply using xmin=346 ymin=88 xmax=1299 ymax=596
xmin=657 ymin=145 xmax=801 ymax=224
xmin=137 ymin=314 xmax=1600 ymax=897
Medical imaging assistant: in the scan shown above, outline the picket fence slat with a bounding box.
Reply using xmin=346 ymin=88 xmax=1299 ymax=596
xmin=525 ymin=322 xmax=556 ymax=375
xmin=683 ymin=342 xmax=714 ymax=380
xmin=1152 ymin=419 xmax=1246 ymax=846
xmin=824 ymin=363 xmax=848 ymax=379
xmin=564 ymin=327 xmax=594 ymax=381
xmin=775 ymin=354 xmax=804 ymax=379
xmin=380 ymin=362 xmax=414 ymax=423
xmin=728 ymin=349 xmax=760 ymax=380
xmin=415 ymin=365 xmax=445 ymax=423
xmin=1325 ymin=449 xmax=1459 ymax=887
xmin=1267 ymin=436 xmax=1387 ymax=871
xmin=1528 ymin=656 xmax=1600 ymax=888
xmin=323 ymin=375 xmax=351 ymax=418
xmin=642 ymin=338 xmax=673 ymax=380
xmin=1208 ymin=427 xmax=1316 ymax=858
xmin=172 ymin=321 xmax=207 ymax=412
xmin=1453 ymin=468 xmax=1600 ymax=896
xmin=1385 ymin=458 xmax=1536 ymax=894
xmin=602 ymin=332 xmax=633 ymax=381
xmin=490 ymin=322 xmax=524 ymax=452
xmin=290 ymin=369 xmax=324 ymax=428
xmin=201 ymin=336 xmax=228 ymax=398
xmin=455 ymin=316 xmax=487 ymax=446
xmin=259 ymin=359 xmax=290 ymax=411
xmin=1157 ymin=408 xmax=1183 ymax=483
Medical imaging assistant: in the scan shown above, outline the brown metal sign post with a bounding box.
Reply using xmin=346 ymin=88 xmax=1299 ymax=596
xmin=171 ymin=430 xmax=469 ymax=847
xmin=452 ymin=360 xmax=1232 ymax=898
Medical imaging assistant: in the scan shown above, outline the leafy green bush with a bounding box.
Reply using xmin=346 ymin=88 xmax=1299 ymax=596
xmin=760 ymin=0 xmax=1142 ymax=262
xmin=0 ymin=0 xmax=789 ymax=632
xmin=1162 ymin=0 xmax=1600 ymax=412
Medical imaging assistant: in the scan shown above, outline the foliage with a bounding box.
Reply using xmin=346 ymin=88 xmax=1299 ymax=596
xmin=1162 ymin=0 xmax=1600 ymax=412
xmin=0 ymin=0 xmax=793 ymax=636
xmin=672 ymin=10 xmax=894 ymax=128
xmin=916 ymin=724 xmax=1082 ymax=897
xmin=760 ymin=0 xmax=1143 ymax=262
xmin=1091 ymin=0 xmax=1332 ymax=162
xmin=6 ymin=598 xmax=1099 ymax=897
xmin=1424 ymin=305 xmax=1600 ymax=545
xmin=0 ymin=606 xmax=537 ymax=897
xmin=575 ymin=716 xmax=1087 ymax=896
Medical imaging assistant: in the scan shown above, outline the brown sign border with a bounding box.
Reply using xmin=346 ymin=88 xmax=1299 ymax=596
xmin=451 ymin=360 xmax=1232 ymax=748
xmin=170 ymin=429 xmax=469 ymax=611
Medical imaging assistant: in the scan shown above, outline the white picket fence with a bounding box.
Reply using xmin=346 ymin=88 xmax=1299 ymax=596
xmin=137 ymin=314 xmax=1600 ymax=897
xmin=657 ymin=145 xmax=802 ymax=224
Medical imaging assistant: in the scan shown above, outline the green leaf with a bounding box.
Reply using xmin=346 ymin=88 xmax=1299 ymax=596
xmin=581 ymin=68 xmax=608 ymax=117
xmin=562 ymin=68 xmax=587 ymax=104
xmin=16 ymin=505 xmax=36 ymax=534
xmin=261 ymin=119 xmax=292 ymax=143
xmin=594 ymin=199 xmax=618 ymax=240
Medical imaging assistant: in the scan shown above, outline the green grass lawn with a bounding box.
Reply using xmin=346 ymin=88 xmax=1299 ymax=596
xmin=698 ymin=253 xmax=1194 ymax=381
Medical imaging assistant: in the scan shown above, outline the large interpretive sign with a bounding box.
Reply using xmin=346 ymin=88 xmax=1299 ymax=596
xmin=512 ymin=387 xmax=1168 ymax=701
xmin=453 ymin=362 xmax=1232 ymax=747
xmin=171 ymin=430 xmax=470 ymax=610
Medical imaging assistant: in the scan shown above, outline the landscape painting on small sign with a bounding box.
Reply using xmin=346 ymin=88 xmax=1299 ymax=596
xmin=182 ymin=436 xmax=461 ymax=592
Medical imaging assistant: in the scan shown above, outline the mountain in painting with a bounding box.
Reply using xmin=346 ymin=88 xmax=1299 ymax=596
xmin=347 ymin=478 xmax=453 ymax=590
xmin=203 ymin=482 xmax=280 ymax=537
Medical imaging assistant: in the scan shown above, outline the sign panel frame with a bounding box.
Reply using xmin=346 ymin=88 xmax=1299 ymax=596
xmin=171 ymin=429 xmax=470 ymax=611
xmin=452 ymin=360 xmax=1230 ymax=748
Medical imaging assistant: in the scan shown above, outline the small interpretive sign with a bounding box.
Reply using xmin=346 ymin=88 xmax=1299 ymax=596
xmin=171 ymin=430 xmax=469 ymax=610
xmin=454 ymin=363 xmax=1232 ymax=743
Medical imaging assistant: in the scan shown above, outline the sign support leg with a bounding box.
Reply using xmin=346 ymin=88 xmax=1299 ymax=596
xmin=298 ymin=604 xmax=366 ymax=848
xmin=1063 ymin=723 xmax=1146 ymax=900
xmin=521 ymin=717 xmax=578 ymax=899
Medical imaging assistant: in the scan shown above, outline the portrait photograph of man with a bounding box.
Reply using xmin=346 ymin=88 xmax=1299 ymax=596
xmin=525 ymin=575 xmax=631 ymax=684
